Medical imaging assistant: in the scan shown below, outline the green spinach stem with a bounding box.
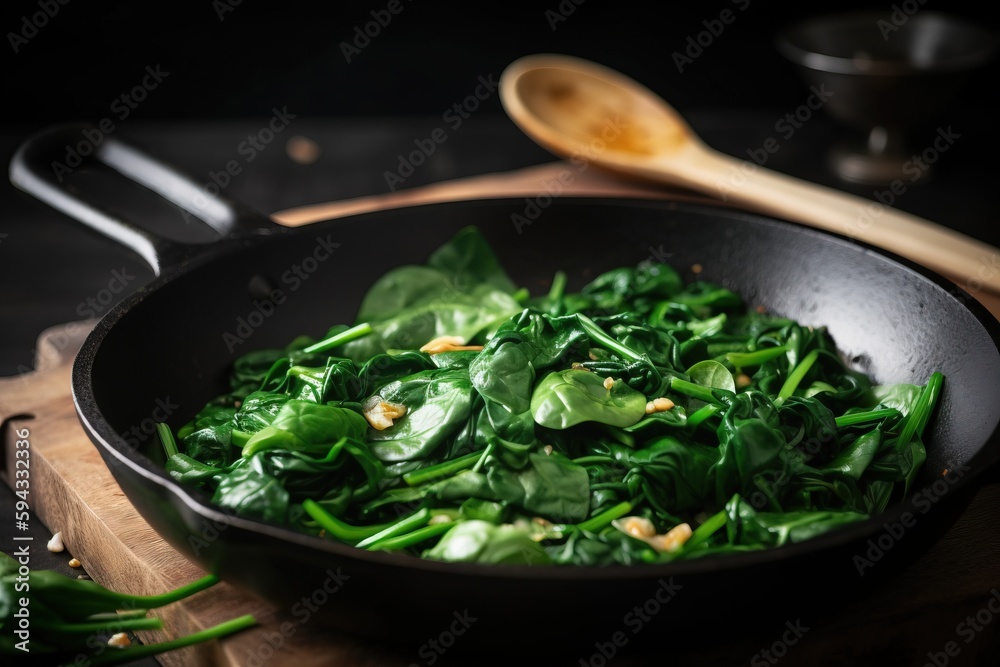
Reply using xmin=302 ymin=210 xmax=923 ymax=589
xmin=726 ymin=345 xmax=788 ymax=368
xmin=368 ymin=521 xmax=457 ymax=551
xmin=669 ymin=377 xmax=722 ymax=405
xmin=303 ymin=322 xmax=374 ymax=355
xmin=355 ymin=508 xmax=430 ymax=549
xmin=834 ymin=408 xmax=900 ymax=428
xmin=895 ymin=372 xmax=945 ymax=451
xmin=302 ymin=499 xmax=391 ymax=543
xmin=156 ymin=423 xmax=179 ymax=459
xmin=684 ymin=509 xmax=727 ymax=551
xmin=403 ymin=450 xmax=483 ymax=486
xmin=776 ymin=349 xmax=820 ymax=404
xmin=576 ymin=501 xmax=633 ymax=533
xmin=577 ymin=314 xmax=643 ymax=362
xmin=82 ymin=614 xmax=257 ymax=667
xmin=471 ymin=442 xmax=495 ymax=475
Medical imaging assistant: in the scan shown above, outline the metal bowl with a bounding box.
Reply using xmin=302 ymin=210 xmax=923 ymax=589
xmin=775 ymin=10 xmax=998 ymax=184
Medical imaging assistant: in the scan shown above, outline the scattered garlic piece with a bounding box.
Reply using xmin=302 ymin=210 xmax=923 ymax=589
xmin=419 ymin=335 xmax=484 ymax=354
xmin=68 ymin=558 xmax=82 ymax=568
xmin=613 ymin=518 xmax=693 ymax=553
xmin=107 ymin=632 xmax=131 ymax=648
xmin=645 ymin=398 xmax=675 ymax=414
xmin=362 ymin=396 xmax=407 ymax=430
xmin=428 ymin=514 xmax=453 ymax=526
xmin=612 ymin=516 xmax=657 ymax=539
xmin=603 ymin=377 xmax=615 ymax=390
xmin=652 ymin=397 xmax=674 ymax=412
xmin=543 ymin=445 xmax=553 ymax=455
xmin=47 ymin=531 xmax=64 ymax=553
xmin=735 ymin=373 xmax=752 ymax=389
xmin=647 ymin=523 xmax=693 ymax=553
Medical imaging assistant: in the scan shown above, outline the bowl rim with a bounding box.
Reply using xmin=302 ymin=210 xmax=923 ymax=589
xmin=775 ymin=9 xmax=1000 ymax=76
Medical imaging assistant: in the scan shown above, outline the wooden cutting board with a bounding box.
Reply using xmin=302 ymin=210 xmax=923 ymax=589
xmin=3 ymin=162 xmax=1000 ymax=666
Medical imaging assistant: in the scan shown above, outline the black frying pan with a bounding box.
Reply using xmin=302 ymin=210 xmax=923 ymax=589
xmin=10 ymin=124 xmax=1000 ymax=655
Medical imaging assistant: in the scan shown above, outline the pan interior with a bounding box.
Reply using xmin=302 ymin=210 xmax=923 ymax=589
xmin=84 ymin=198 xmax=1000 ymax=529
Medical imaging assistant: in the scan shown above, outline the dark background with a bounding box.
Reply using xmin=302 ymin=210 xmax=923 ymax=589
xmin=3 ymin=0 xmax=999 ymax=122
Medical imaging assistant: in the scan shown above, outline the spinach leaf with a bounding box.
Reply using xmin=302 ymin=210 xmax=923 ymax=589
xmin=531 ymin=369 xmax=646 ymax=430
xmin=366 ymin=368 xmax=476 ymax=462
xmin=423 ymin=520 xmax=550 ymax=565
xmin=486 ymin=452 xmax=591 ymax=523
xmin=242 ymin=400 xmax=368 ymax=456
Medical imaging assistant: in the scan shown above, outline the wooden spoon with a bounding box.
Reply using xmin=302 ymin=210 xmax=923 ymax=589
xmin=499 ymin=53 xmax=1000 ymax=297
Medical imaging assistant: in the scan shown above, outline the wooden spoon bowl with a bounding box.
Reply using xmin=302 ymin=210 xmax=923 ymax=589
xmin=499 ymin=53 xmax=1000 ymax=298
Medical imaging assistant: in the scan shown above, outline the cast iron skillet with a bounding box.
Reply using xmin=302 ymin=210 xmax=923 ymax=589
xmin=10 ymin=124 xmax=1000 ymax=653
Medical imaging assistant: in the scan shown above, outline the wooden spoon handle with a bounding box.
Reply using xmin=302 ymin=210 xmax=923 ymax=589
xmin=675 ymin=147 xmax=1000 ymax=297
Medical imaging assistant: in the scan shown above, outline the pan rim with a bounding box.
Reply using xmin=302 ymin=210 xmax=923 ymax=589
xmin=71 ymin=195 xmax=1000 ymax=581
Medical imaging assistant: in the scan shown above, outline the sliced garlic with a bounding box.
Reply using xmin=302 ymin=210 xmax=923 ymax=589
xmin=645 ymin=397 xmax=675 ymax=414
xmin=107 ymin=632 xmax=131 ymax=648
xmin=612 ymin=518 xmax=693 ymax=553
xmin=652 ymin=397 xmax=674 ymax=412
xmin=419 ymin=335 xmax=484 ymax=354
xmin=612 ymin=516 xmax=657 ymax=539
xmin=47 ymin=531 xmax=64 ymax=553
xmin=362 ymin=396 xmax=407 ymax=430
xmin=647 ymin=523 xmax=693 ymax=553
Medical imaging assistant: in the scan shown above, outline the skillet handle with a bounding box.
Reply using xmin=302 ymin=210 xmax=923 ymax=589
xmin=8 ymin=122 xmax=285 ymax=276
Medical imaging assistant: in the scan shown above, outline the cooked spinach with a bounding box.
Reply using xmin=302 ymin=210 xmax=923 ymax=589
xmin=158 ymin=226 xmax=945 ymax=566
